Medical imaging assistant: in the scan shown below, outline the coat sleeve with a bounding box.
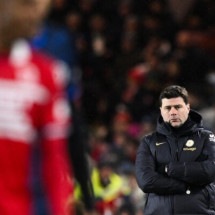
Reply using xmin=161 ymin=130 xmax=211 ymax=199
xmin=167 ymin=132 xmax=215 ymax=186
xmin=39 ymin=60 xmax=73 ymax=215
xmin=135 ymin=136 xmax=187 ymax=195
xmin=68 ymin=104 xmax=95 ymax=211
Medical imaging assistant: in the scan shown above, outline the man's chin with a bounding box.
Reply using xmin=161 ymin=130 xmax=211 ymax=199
xmin=170 ymin=122 xmax=182 ymax=128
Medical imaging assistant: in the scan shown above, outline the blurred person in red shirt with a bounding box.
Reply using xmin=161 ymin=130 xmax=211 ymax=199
xmin=0 ymin=0 xmax=74 ymax=215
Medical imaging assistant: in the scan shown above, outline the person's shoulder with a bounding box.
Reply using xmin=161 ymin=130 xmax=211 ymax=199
xmin=31 ymin=49 xmax=57 ymax=68
xmin=10 ymin=39 xmax=55 ymax=70
xmin=140 ymin=131 xmax=157 ymax=144
xmin=196 ymin=128 xmax=215 ymax=141
xmin=31 ymin=49 xmax=70 ymax=88
xmin=197 ymin=128 xmax=214 ymax=136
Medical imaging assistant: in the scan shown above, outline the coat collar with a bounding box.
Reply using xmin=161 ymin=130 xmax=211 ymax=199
xmin=156 ymin=110 xmax=203 ymax=136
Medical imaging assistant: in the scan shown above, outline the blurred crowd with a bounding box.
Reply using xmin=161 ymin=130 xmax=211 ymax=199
xmin=31 ymin=0 xmax=215 ymax=214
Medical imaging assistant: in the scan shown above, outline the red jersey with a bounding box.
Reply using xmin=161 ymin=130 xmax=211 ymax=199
xmin=0 ymin=40 xmax=73 ymax=215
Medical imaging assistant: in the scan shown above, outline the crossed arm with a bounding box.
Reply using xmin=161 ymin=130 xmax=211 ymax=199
xmin=135 ymin=134 xmax=215 ymax=195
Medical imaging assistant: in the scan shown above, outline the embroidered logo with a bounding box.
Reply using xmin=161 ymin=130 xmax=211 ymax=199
xmin=183 ymin=147 xmax=196 ymax=151
xmin=183 ymin=139 xmax=196 ymax=151
xmin=156 ymin=142 xmax=166 ymax=146
xmin=209 ymin=134 xmax=215 ymax=142
xmin=185 ymin=140 xmax=194 ymax=147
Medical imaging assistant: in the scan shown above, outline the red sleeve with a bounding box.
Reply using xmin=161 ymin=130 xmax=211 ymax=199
xmin=37 ymin=59 xmax=74 ymax=215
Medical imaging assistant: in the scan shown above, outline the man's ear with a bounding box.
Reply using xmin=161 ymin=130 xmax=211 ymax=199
xmin=187 ymin=103 xmax=190 ymax=111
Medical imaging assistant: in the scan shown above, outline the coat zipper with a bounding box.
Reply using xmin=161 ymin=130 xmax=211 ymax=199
xmin=173 ymin=137 xmax=179 ymax=214
xmin=176 ymin=138 xmax=179 ymax=161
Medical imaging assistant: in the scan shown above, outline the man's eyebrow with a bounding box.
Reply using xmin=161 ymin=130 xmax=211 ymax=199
xmin=164 ymin=104 xmax=183 ymax=108
xmin=21 ymin=0 xmax=36 ymax=4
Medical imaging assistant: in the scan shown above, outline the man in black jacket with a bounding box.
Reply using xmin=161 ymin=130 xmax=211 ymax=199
xmin=135 ymin=85 xmax=215 ymax=215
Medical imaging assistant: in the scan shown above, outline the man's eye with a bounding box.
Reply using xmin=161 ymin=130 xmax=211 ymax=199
xmin=22 ymin=0 xmax=37 ymax=5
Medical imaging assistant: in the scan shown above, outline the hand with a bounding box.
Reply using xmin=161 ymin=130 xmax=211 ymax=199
xmin=156 ymin=163 xmax=168 ymax=175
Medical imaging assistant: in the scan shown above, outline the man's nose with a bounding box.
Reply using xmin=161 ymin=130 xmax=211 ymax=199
xmin=170 ymin=107 xmax=177 ymax=114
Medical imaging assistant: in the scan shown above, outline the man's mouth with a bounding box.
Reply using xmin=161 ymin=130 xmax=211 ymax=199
xmin=170 ymin=118 xmax=179 ymax=123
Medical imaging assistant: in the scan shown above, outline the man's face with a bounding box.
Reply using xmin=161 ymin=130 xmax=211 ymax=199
xmin=160 ymin=97 xmax=190 ymax=128
xmin=0 ymin=0 xmax=51 ymax=42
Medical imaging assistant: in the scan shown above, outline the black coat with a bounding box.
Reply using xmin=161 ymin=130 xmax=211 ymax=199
xmin=135 ymin=110 xmax=215 ymax=215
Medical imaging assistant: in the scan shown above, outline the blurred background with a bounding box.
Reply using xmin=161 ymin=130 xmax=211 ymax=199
xmin=31 ymin=0 xmax=215 ymax=214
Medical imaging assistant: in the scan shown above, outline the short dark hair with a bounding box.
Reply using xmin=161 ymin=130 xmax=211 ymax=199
xmin=159 ymin=85 xmax=189 ymax=106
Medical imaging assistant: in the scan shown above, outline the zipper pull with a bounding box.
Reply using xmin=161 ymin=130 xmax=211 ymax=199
xmin=186 ymin=187 xmax=191 ymax=195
